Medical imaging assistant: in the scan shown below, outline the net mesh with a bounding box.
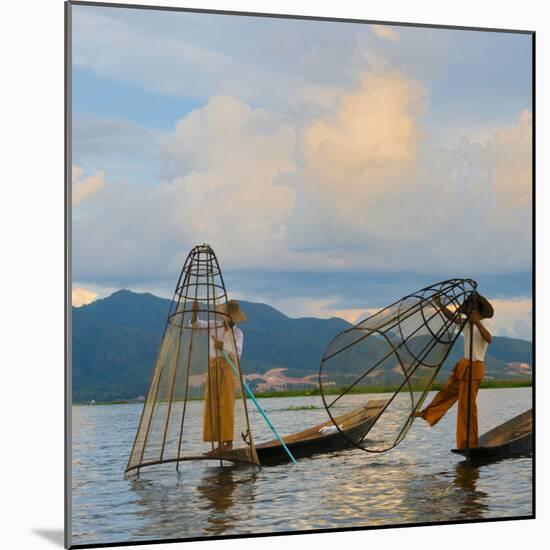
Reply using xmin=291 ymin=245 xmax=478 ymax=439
xmin=125 ymin=244 xmax=259 ymax=475
xmin=319 ymin=279 xmax=477 ymax=453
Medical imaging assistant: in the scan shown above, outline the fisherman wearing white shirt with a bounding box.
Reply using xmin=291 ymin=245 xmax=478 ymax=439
xmin=191 ymin=299 xmax=246 ymax=454
xmin=192 ymin=313 xmax=243 ymax=361
xmin=413 ymin=293 xmax=494 ymax=449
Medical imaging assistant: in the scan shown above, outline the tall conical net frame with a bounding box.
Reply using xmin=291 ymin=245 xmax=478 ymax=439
xmin=319 ymin=278 xmax=478 ymax=453
xmin=125 ymin=244 xmax=259 ymax=476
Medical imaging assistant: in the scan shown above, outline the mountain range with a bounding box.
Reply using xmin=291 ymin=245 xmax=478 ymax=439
xmin=71 ymin=290 xmax=532 ymax=402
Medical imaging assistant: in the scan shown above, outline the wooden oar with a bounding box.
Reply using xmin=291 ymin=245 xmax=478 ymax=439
xmin=220 ymin=349 xmax=298 ymax=464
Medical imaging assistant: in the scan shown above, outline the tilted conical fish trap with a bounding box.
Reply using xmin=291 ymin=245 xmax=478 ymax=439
xmin=319 ymin=279 xmax=477 ymax=453
xmin=125 ymin=244 xmax=259 ymax=476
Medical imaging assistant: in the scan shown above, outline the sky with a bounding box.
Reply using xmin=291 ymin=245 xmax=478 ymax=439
xmin=70 ymin=6 xmax=533 ymax=340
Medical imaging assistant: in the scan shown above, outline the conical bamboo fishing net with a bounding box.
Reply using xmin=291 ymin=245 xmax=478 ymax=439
xmin=125 ymin=244 xmax=259 ymax=475
xmin=319 ymin=279 xmax=477 ymax=453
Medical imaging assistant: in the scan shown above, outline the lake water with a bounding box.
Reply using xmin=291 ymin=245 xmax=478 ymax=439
xmin=71 ymin=388 xmax=533 ymax=546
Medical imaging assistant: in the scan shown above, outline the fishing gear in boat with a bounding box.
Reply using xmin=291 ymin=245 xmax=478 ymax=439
xmin=125 ymin=244 xmax=260 ymax=476
xmin=124 ymin=250 xmax=494 ymax=473
xmin=124 ymin=243 xmax=394 ymax=473
xmin=319 ymin=278 xmax=478 ymax=453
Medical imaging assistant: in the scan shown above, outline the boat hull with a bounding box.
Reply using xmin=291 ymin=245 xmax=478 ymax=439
xmin=256 ymin=417 xmax=377 ymax=465
xmin=451 ymin=409 xmax=532 ymax=462
xmin=254 ymin=399 xmax=386 ymax=466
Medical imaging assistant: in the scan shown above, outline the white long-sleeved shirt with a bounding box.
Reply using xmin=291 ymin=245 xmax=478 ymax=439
xmin=191 ymin=319 xmax=243 ymax=360
xmin=462 ymin=319 xmax=491 ymax=362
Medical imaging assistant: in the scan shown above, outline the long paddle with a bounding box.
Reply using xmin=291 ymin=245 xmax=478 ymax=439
xmin=220 ymin=349 xmax=298 ymax=464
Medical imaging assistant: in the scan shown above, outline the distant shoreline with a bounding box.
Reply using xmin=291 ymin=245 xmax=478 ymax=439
xmin=72 ymin=378 xmax=532 ymax=405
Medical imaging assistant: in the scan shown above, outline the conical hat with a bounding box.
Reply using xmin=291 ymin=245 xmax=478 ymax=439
xmin=475 ymin=294 xmax=494 ymax=319
xmin=216 ymin=300 xmax=247 ymax=323
xmin=461 ymin=293 xmax=494 ymax=319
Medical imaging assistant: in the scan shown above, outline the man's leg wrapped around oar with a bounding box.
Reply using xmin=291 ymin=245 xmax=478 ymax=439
xmin=419 ymin=358 xmax=484 ymax=448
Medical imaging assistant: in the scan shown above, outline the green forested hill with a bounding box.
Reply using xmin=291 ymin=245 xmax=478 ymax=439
xmin=71 ymin=290 xmax=532 ymax=402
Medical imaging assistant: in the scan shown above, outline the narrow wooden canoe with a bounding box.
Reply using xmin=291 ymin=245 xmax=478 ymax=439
xmin=255 ymin=399 xmax=387 ymax=466
xmin=451 ymin=409 xmax=532 ymax=462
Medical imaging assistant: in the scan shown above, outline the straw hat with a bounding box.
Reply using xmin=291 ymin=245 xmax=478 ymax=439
xmin=216 ymin=300 xmax=247 ymax=323
xmin=462 ymin=293 xmax=494 ymax=319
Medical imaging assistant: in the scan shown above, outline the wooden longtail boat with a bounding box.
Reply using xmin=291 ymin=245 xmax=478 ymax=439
xmin=254 ymin=399 xmax=387 ymax=465
xmin=451 ymin=409 xmax=532 ymax=462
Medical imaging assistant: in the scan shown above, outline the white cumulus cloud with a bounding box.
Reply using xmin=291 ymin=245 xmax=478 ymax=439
xmin=71 ymin=73 xmax=532 ymax=295
xmin=72 ymin=287 xmax=98 ymax=307
xmin=72 ymin=164 xmax=105 ymax=207
xmin=73 ymin=96 xmax=298 ymax=283
xmin=486 ymin=297 xmax=532 ymax=340
xmin=286 ymin=74 xmax=532 ymax=274
xmin=370 ymin=25 xmax=401 ymax=42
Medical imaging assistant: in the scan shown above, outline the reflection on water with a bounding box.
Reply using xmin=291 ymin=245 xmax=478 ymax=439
xmin=197 ymin=468 xmax=239 ymax=535
xmin=452 ymin=462 xmax=489 ymax=518
xmin=72 ymin=388 xmax=532 ymax=545
xmin=127 ymin=466 xmax=258 ymax=539
xmin=197 ymin=467 xmax=258 ymax=536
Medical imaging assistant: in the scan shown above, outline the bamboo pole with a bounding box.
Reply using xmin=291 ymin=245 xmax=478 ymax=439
xmin=465 ymin=319 xmax=474 ymax=460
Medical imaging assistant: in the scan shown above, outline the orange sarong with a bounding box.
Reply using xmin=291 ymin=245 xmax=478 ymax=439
xmin=421 ymin=358 xmax=484 ymax=448
xmin=203 ymin=356 xmax=236 ymax=443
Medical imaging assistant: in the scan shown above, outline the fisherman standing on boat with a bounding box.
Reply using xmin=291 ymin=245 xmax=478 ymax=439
xmin=191 ymin=299 xmax=247 ymax=454
xmin=413 ymin=293 xmax=494 ymax=449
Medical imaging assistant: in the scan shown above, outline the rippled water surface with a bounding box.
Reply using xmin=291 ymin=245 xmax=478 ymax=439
xmin=71 ymin=388 xmax=532 ymax=545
